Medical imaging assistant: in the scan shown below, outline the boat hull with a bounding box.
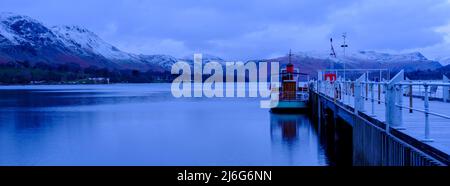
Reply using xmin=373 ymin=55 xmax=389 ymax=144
xmin=270 ymin=100 xmax=309 ymax=113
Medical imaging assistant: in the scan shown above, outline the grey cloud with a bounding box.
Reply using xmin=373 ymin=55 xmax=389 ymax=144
xmin=1 ymin=0 xmax=449 ymax=59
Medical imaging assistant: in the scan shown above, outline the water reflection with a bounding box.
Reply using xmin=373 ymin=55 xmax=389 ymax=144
xmin=0 ymin=84 xmax=333 ymax=165
xmin=270 ymin=113 xmax=328 ymax=166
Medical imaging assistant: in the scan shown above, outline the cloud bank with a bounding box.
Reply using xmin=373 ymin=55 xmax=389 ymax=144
xmin=1 ymin=0 xmax=449 ymax=60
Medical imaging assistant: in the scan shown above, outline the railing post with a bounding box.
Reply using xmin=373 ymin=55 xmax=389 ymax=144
xmin=339 ymin=80 xmax=342 ymax=101
xmin=366 ymin=71 xmax=369 ymax=100
xmin=386 ymin=70 xmax=404 ymax=130
xmin=395 ymin=84 xmax=404 ymax=129
xmin=352 ymin=82 xmax=355 ymax=97
xmin=409 ymin=82 xmax=413 ymax=113
xmin=371 ymin=83 xmax=375 ymax=117
xmin=348 ymin=81 xmax=351 ymax=103
xmin=384 ymin=83 xmax=390 ymax=133
xmin=419 ymin=85 xmax=422 ymax=98
xmin=327 ymin=81 xmax=330 ymax=97
xmin=318 ymin=70 xmax=323 ymax=82
xmin=378 ymin=83 xmax=381 ymax=104
xmin=443 ymin=75 xmax=449 ymax=102
xmin=345 ymin=81 xmax=349 ymax=104
xmin=326 ymin=81 xmax=329 ymax=96
xmin=315 ymin=80 xmax=318 ymax=93
xmin=379 ymin=70 xmax=382 ymax=84
xmin=333 ymin=82 xmax=337 ymax=103
xmin=354 ymin=73 xmax=366 ymax=114
xmin=423 ymin=84 xmax=434 ymax=142
xmin=322 ymin=80 xmax=325 ymax=95
xmin=342 ymin=81 xmax=346 ymax=104
xmin=320 ymin=80 xmax=323 ymax=94
xmin=318 ymin=94 xmax=321 ymax=122
xmin=317 ymin=70 xmax=323 ymax=94
xmin=323 ymin=81 xmax=325 ymax=94
xmin=318 ymin=80 xmax=321 ymax=93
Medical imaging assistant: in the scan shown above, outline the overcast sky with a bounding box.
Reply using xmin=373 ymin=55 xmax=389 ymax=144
xmin=1 ymin=0 xmax=450 ymax=60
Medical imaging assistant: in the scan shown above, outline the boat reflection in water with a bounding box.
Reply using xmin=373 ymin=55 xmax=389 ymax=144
xmin=270 ymin=113 xmax=328 ymax=166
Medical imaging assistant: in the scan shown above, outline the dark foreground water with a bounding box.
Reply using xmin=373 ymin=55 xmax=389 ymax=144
xmin=0 ymin=84 xmax=331 ymax=165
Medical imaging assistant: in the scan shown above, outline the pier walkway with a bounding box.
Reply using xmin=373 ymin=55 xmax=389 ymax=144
xmin=312 ymin=70 xmax=450 ymax=165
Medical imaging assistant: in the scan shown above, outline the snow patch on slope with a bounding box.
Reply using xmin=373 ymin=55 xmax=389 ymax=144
xmin=437 ymin=57 xmax=450 ymax=66
xmin=293 ymin=50 xmax=430 ymax=64
xmin=140 ymin=54 xmax=179 ymax=70
xmin=0 ymin=12 xmax=52 ymax=46
xmin=349 ymin=51 xmax=428 ymax=62
xmin=52 ymin=25 xmax=135 ymax=60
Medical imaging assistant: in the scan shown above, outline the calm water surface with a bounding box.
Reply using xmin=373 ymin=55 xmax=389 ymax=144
xmin=0 ymin=84 xmax=329 ymax=165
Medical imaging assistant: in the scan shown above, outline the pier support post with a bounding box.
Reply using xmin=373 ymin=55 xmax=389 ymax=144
xmin=385 ymin=70 xmax=404 ymax=130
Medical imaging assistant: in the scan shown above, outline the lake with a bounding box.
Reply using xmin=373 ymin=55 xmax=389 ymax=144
xmin=0 ymin=84 xmax=331 ymax=165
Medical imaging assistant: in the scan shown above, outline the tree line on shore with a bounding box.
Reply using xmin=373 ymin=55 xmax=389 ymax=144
xmin=0 ymin=61 xmax=175 ymax=84
xmin=0 ymin=60 xmax=449 ymax=84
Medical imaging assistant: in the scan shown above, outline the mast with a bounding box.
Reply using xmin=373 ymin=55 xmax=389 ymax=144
xmin=330 ymin=38 xmax=337 ymax=58
xmin=288 ymin=49 xmax=292 ymax=64
xmin=341 ymin=33 xmax=348 ymax=57
xmin=329 ymin=38 xmax=337 ymax=72
xmin=341 ymin=33 xmax=349 ymax=81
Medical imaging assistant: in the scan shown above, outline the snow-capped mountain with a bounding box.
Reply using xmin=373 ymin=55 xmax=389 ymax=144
xmin=265 ymin=50 xmax=442 ymax=76
xmin=0 ymin=12 xmax=60 ymax=47
xmin=0 ymin=12 xmax=176 ymax=70
xmin=293 ymin=50 xmax=430 ymax=64
xmin=0 ymin=12 xmax=115 ymax=68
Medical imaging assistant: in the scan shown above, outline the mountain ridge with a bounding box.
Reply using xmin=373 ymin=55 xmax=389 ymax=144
xmin=0 ymin=12 xmax=445 ymax=76
xmin=262 ymin=50 xmax=442 ymax=76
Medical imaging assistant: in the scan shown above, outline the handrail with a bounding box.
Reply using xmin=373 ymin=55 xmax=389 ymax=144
xmin=313 ymin=73 xmax=450 ymax=142
xmin=396 ymin=82 xmax=450 ymax=87
xmin=395 ymin=104 xmax=450 ymax=120
xmin=320 ymin=68 xmax=389 ymax=72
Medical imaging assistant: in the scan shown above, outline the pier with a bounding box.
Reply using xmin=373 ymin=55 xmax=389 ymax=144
xmin=310 ymin=69 xmax=450 ymax=166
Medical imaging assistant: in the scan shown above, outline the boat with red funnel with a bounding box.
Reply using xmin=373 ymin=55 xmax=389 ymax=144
xmin=270 ymin=50 xmax=309 ymax=113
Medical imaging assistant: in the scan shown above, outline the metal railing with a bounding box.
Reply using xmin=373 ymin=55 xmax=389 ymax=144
xmin=313 ymin=70 xmax=450 ymax=142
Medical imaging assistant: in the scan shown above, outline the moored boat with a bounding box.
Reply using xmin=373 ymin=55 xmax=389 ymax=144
xmin=270 ymin=50 xmax=309 ymax=113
